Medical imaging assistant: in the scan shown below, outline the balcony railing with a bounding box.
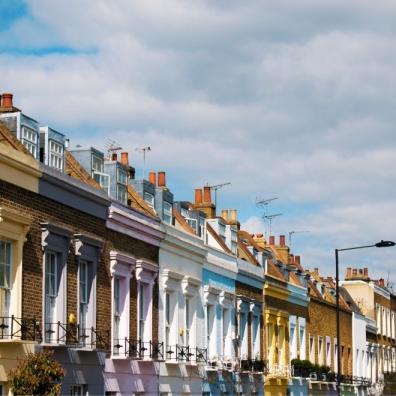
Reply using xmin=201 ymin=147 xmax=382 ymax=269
xmin=165 ymin=344 xmax=207 ymax=363
xmin=240 ymin=358 xmax=268 ymax=373
xmin=0 ymin=316 xmax=41 ymax=341
xmin=44 ymin=322 xmax=110 ymax=350
xmin=267 ymin=363 xmax=291 ymax=377
xmin=112 ymin=338 xmax=163 ymax=360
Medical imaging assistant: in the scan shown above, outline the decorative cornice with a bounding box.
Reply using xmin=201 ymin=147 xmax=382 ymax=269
xmin=109 ymin=250 xmax=136 ymax=278
xmin=107 ymin=204 xmax=164 ymax=247
xmin=74 ymin=233 xmax=104 ymax=256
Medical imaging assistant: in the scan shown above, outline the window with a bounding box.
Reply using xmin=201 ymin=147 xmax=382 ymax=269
xmin=299 ymin=325 xmax=306 ymax=360
xmin=318 ymin=337 xmax=324 ymax=365
xmin=21 ymin=126 xmax=38 ymax=158
xmin=267 ymin=324 xmax=273 ymax=361
xmin=207 ymin=305 xmax=215 ymax=358
xmin=44 ymin=252 xmax=58 ymax=343
xmin=252 ymin=315 xmax=260 ymax=357
xmin=218 ymin=223 xmax=226 ymax=240
xmin=117 ymin=184 xmax=127 ymax=205
xmin=309 ymin=335 xmax=315 ymax=363
xmin=71 ymin=385 xmax=86 ymax=396
xmin=278 ymin=325 xmax=284 ymax=363
xmin=113 ymin=277 xmax=121 ymax=353
xmin=165 ymin=293 xmax=171 ymax=351
xmin=49 ymin=140 xmax=63 ymax=170
xmin=139 ymin=283 xmax=145 ymax=341
xmin=117 ymin=167 xmax=128 ymax=184
xmin=79 ymin=261 xmax=89 ymax=345
xmin=92 ymin=155 xmax=104 ymax=172
xmin=240 ymin=312 xmax=248 ymax=358
xmin=290 ymin=324 xmax=296 ymax=360
xmin=326 ymin=337 xmax=331 ymax=367
xmin=199 ymin=217 xmax=205 ymax=237
xmin=0 ymin=241 xmax=11 ymax=317
xmin=144 ymin=192 xmax=154 ymax=208
xmin=163 ymin=202 xmax=172 ymax=224
xmin=185 ymin=297 xmax=190 ymax=346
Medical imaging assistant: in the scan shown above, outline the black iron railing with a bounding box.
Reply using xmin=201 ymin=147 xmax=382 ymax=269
xmin=165 ymin=344 xmax=207 ymax=363
xmin=44 ymin=322 xmax=110 ymax=350
xmin=292 ymin=368 xmax=371 ymax=386
xmin=0 ymin=316 xmax=41 ymax=341
xmin=240 ymin=358 xmax=267 ymax=373
xmin=112 ymin=338 xmax=163 ymax=360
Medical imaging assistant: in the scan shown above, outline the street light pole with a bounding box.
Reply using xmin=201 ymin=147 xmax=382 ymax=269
xmin=335 ymin=240 xmax=395 ymax=396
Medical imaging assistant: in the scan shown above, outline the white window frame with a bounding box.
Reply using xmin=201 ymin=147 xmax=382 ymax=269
xmin=0 ymin=240 xmax=12 ymax=318
xmin=144 ymin=192 xmax=154 ymax=208
xmin=116 ymin=184 xmax=128 ymax=205
xmin=21 ymin=126 xmax=38 ymax=158
xmin=163 ymin=201 xmax=172 ymax=224
xmin=48 ymin=139 xmax=64 ymax=171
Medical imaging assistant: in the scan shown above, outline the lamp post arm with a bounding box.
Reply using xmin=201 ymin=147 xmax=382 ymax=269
xmin=337 ymin=244 xmax=376 ymax=252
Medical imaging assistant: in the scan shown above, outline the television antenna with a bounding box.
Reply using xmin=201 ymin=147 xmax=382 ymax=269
xmin=104 ymin=138 xmax=122 ymax=158
xmin=256 ymin=197 xmax=279 ymax=237
xmin=205 ymin=182 xmax=231 ymax=208
xmin=263 ymin=213 xmax=282 ymax=237
xmin=288 ymin=230 xmax=310 ymax=246
xmin=135 ymin=146 xmax=151 ymax=180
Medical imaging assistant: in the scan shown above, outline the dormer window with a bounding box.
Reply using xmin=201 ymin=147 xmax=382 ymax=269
xmin=22 ymin=126 xmax=38 ymax=158
xmin=92 ymin=155 xmax=104 ymax=173
xmin=116 ymin=184 xmax=127 ymax=205
xmin=117 ymin=167 xmax=128 ymax=185
xmin=144 ymin=192 xmax=154 ymax=208
xmin=49 ymin=140 xmax=64 ymax=171
xmin=163 ymin=202 xmax=172 ymax=224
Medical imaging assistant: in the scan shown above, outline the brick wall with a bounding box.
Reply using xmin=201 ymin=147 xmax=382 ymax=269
xmin=306 ymin=297 xmax=352 ymax=375
xmin=0 ymin=179 xmax=159 ymax=346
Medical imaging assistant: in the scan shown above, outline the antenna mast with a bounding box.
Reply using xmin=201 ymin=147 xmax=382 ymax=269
xmin=263 ymin=213 xmax=282 ymax=237
xmin=104 ymin=138 xmax=122 ymax=158
xmin=205 ymin=182 xmax=231 ymax=208
xmin=256 ymin=197 xmax=279 ymax=238
xmin=288 ymin=230 xmax=310 ymax=246
xmin=135 ymin=146 xmax=151 ymax=180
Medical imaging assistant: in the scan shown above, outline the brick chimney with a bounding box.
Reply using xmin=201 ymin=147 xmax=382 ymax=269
xmin=203 ymin=186 xmax=211 ymax=203
xmin=379 ymin=278 xmax=385 ymax=287
xmin=346 ymin=267 xmax=352 ymax=279
xmin=221 ymin=209 xmax=229 ymax=222
xmin=193 ymin=186 xmax=216 ymax=218
xmin=195 ymin=188 xmax=203 ymax=204
xmin=229 ymin=209 xmax=237 ymax=223
xmin=279 ymin=235 xmax=286 ymax=246
xmin=2 ymin=93 xmax=13 ymax=108
xmin=120 ymin=152 xmax=129 ymax=166
xmin=158 ymin=171 xmax=166 ymax=187
xmin=111 ymin=153 xmax=117 ymax=161
xmin=149 ymin=171 xmax=156 ymax=185
xmin=295 ymin=256 xmax=301 ymax=266
xmin=364 ymin=267 xmax=368 ymax=276
xmin=269 ymin=235 xmax=275 ymax=245
xmin=253 ymin=233 xmax=266 ymax=249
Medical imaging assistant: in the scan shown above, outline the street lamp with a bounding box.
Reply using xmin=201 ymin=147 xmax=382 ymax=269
xmin=335 ymin=240 xmax=395 ymax=395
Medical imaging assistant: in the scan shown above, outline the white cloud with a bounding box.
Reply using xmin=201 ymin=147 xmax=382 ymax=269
xmin=1 ymin=0 xmax=395 ymax=281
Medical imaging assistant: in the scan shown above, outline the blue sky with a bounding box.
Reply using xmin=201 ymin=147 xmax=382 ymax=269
xmin=1 ymin=0 xmax=396 ymax=284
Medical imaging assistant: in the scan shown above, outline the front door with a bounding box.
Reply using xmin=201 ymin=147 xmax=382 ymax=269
xmin=45 ymin=252 xmax=58 ymax=343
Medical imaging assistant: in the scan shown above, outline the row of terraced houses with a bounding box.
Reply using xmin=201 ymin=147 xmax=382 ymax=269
xmin=0 ymin=93 xmax=395 ymax=396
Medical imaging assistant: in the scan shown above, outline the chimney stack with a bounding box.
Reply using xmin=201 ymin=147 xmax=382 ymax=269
xmin=229 ymin=209 xmax=237 ymax=223
xmin=120 ymin=152 xmax=129 ymax=166
xmin=203 ymin=186 xmax=211 ymax=203
xmin=0 ymin=94 xmax=2 ymax=107
xmin=195 ymin=188 xmax=203 ymax=204
xmin=2 ymin=93 xmax=13 ymax=108
xmin=111 ymin=153 xmax=117 ymax=161
xmin=149 ymin=171 xmax=156 ymax=185
xmin=379 ymin=278 xmax=385 ymax=287
xmin=364 ymin=267 xmax=368 ymax=276
xmin=314 ymin=267 xmax=319 ymax=275
xmin=279 ymin=235 xmax=286 ymax=246
xmin=295 ymin=255 xmax=301 ymax=266
xmin=269 ymin=235 xmax=275 ymax=245
xmin=158 ymin=171 xmax=166 ymax=187
xmin=221 ymin=209 xmax=229 ymax=222
xmin=346 ymin=267 xmax=352 ymax=278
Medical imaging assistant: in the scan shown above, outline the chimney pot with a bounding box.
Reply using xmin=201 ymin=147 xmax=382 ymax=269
xmin=120 ymin=152 xmax=129 ymax=166
xmin=269 ymin=235 xmax=275 ymax=245
xmin=149 ymin=171 xmax=156 ymax=185
xmin=364 ymin=267 xmax=368 ymax=276
xmin=221 ymin=209 xmax=229 ymax=222
xmin=279 ymin=235 xmax=286 ymax=246
xmin=203 ymin=186 xmax=211 ymax=203
xmin=346 ymin=267 xmax=352 ymax=277
xmin=256 ymin=233 xmax=263 ymax=238
xmin=158 ymin=171 xmax=166 ymax=187
xmin=2 ymin=93 xmax=13 ymax=108
xmin=295 ymin=255 xmax=301 ymax=266
xmin=314 ymin=267 xmax=319 ymax=274
xmin=195 ymin=188 xmax=203 ymax=204
xmin=353 ymin=268 xmax=357 ymax=275
xmin=111 ymin=153 xmax=117 ymax=161
xmin=229 ymin=209 xmax=237 ymax=223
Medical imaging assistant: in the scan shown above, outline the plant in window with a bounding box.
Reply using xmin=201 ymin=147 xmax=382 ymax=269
xmin=9 ymin=349 xmax=65 ymax=395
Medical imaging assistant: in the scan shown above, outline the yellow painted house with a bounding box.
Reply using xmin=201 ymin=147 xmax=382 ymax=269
xmin=0 ymin=124 xmax=42 ymax=395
